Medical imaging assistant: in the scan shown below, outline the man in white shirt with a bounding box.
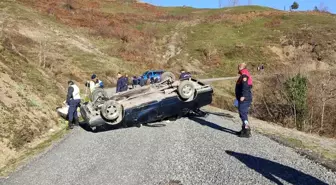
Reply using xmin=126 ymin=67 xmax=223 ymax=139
xmin=89 ymin=74 xmax=104 ymax=93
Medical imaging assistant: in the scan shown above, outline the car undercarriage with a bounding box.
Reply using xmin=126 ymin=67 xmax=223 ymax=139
xmin=57 ymin=72 xmax=213 ymax=130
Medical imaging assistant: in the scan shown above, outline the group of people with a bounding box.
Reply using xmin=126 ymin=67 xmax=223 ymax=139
xmin=64 ymin=66 xmax=253 ymax=138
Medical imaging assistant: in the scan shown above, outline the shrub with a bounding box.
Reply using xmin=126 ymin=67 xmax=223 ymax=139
xmin=284 ymin=74 xmax=308 ymax=131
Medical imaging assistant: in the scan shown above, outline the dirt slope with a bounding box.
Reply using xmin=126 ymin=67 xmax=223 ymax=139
xmin=0 ymin=1 xmax=136 ymax=173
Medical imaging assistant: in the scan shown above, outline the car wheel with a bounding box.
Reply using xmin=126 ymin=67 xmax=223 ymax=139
xmin=178 ymin=80 xmax=195 ymax=100
xmin=161 ymin=71 xmax=176 ymax=82
xmin=90 ymin=88 xmax=108 ymax=103
xmin=100 ymin=100 xmax=123 ymax=124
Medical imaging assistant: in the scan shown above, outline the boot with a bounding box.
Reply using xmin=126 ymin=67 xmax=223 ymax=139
xmin=239 ymin=126 xmax=251 ymax=138
xmin=245 ymin=127 xmax=252 ymax=137
xmin=73 ymin=118 xmax=80 ymax=126
xmin=67 ymin=122 xmax=74 ymax=130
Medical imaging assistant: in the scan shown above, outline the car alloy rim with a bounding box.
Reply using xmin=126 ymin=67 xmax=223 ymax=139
xmin=182 ymin=84 xmax=193 ymax=97
xmin=106 ymin=105 xmax=118 ymax=118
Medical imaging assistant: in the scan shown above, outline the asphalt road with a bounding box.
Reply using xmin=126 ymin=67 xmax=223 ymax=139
xmin=1 ymin=113 xmax=335 ymax=185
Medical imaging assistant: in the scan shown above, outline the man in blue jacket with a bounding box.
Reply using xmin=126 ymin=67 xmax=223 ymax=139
xmin=179 ymin=69 xmax=192 ymax=80
xmin=139 ymin=76 xmax=145 ymax=87
xmin=124 ymin=74 xmax=129 ymax=88
xmin=116 ymin=72 xmax=123 ymax=93
xmin=132 ymin=76 xmax=138 ymax=89
xmin=235 ymin=63 xmax=253 ymax=138
xmin=116 ymin=72 xmax=128 ymax=93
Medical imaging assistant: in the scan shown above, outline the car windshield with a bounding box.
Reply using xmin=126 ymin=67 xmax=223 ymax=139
xmin=142 ymin=71 xmax=148 ymax=76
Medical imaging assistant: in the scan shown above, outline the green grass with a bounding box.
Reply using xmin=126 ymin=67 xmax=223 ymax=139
xmin=160 ymin=6 xmax=198 ymax=15
xmin=0 ymin=124 xmax=68 ymax=177
xmin=221 ymin=5 xmax=277 ymax=14
xmin=183 ymin=17 xmax=278 ymax=76
xmin=160 ymin=5 xmax=276 ymax=16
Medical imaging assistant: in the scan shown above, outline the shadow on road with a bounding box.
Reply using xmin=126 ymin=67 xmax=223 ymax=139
xmin=202 ymin=111 xmax=235 ymax=119
xmin=79 ymin=121 xmax=167 ymax=133
xmin=189 ymin=117 xmax=239 ymax=136
xmin=142 ymin=123 xmax=166 ymax=127
xmin=79 ymin=122 xmax=122 ymax=133
xmin=225 ymin=150 xmax=328 ymax=185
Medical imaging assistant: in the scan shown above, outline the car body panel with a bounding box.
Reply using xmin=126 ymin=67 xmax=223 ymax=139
xmin=55 ymin=78 xmax=213 ymax=129
xmin=78 ymin=79 xmax=213 ymax=128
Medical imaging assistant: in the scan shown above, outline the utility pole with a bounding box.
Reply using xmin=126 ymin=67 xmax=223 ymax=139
xmin=219 ymin=0 xmax=222 ymax=8
xmin=248 ymin=0 xmax=252 ymax=5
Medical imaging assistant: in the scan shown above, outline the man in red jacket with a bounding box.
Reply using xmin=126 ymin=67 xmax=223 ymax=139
xmin=235 ymin=63 xmax=253 ymax=138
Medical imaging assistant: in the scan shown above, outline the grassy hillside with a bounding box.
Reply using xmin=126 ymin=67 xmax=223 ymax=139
xmin=1 ymin=0 xmax=336 ymax=175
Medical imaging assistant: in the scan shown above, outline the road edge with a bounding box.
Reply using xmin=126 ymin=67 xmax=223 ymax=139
xmin=0 ymin=126 xmax=72 ymax=178
xmin=202 ymin=105 xmax=336 ymax=172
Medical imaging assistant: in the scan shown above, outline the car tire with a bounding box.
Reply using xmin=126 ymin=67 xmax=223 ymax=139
xmin=178 ymin=80 xmax=195 ymax=100
xmin=100 ymin=100 xmax=123 ymax=125
xmin=90 ymin=88 xmax=108 ymax=102
xmin=161 ymin=71 xmax=176 ymax=82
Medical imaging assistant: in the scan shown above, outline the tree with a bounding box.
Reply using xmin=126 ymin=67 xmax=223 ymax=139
xmin=284 ymin=74 xmax=308 ymax=131
xmin=315 ymin=72 xmax=336 ymax=134
xmin=319 ymin=2 xmax=329 ymax=12
xmin=314 ymin=6 xmax=319 ymax=11
xmin=290 ymin=1 xmax=299 ymax=10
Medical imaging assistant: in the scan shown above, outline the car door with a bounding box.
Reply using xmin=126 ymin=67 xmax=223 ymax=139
xmin=131 ymin=101 xmax=160 ymax=124
xmin=159 ymin=96 xmax=182 ymax=119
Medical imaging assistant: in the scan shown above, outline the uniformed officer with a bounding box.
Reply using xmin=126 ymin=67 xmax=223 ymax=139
xmin=66 ymin=80 xmax=81 ymax=129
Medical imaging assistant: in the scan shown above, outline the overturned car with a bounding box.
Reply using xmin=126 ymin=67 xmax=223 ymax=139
xmin=57 ymin=72 xmax=213 ymax=129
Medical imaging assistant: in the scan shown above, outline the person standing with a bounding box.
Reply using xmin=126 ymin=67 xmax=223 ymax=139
xmin=132 ymin=76 xmax=138 ymax=89
xmin=88 ymin=74 xmax=104 ymax=93
xmin=125 ymin=74 xmax=129 ymax=87
xmin=139 ymin=76 xmax=145 ymax=87
xmin=179 ymin=69 xmax=192 ymax=80
xmin=66 ymin=80 xmax=81 ymax=129
xmin=116 ymin=72 xmax=125 ymax=93
xmin=235 ymin=63 xmax=253 ymax=138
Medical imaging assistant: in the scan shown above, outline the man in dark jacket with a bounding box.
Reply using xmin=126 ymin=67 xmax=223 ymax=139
xmin=179 ymin=69 xmax=192 ymax=80
xmin=235 ymin=63 xmax=253 ymax=138
xmin=66 ymin=80 xmax=81 ymax=129
xmin=132 ymin=76 xmax=138 ymax=89
xmin=139 ymin=76 xmax=145 ymax=87
xmin=122 ymin=74 xmax=129 ymax=91
xmin=116 ymin=72 xmax=126 ymax=93
xmin=125 ymin=74 xmax=129 ymax=87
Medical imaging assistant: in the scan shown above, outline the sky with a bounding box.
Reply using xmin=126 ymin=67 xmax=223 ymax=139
xmin=142 ymin=0 xmax=335 ymax=13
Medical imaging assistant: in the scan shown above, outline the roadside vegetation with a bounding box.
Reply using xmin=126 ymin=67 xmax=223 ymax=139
xmin=0 ymin=0 xmax=336 ymax=175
